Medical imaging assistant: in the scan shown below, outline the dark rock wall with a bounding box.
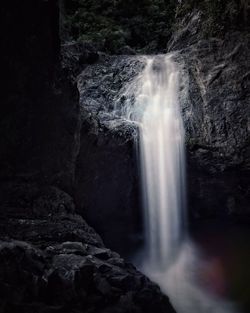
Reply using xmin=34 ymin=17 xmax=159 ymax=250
xmin=0 ymin=0 xmax=80 ymax=193
xmin=75 ymin=121 xmax=141 ymax=255
xmin=0 ymin=188 xmax=175 ymax=313
xmin=75 ymin=56 xmax=144 ymax=255
xmin=0 ymin=2 xmax=176 ymax=312
xmin=170 ymin=13 xmax=250 ymax=220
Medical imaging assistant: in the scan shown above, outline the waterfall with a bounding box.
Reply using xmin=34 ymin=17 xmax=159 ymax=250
xmin=118 ymin=54 xmax=186 ymax=267
xmin=118 ymin=54 xmax=239 ymax=313
xmin=137 ymin=55 xmax=186 ymax=268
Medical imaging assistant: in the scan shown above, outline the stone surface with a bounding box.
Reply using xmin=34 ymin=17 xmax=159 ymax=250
xmin=0 ymin=199 xmax=175 ymax=313
xmin=75 ymin=56 xmax=145 ymax=255
xmin=169 ymin=13 xmax=250 ymax=219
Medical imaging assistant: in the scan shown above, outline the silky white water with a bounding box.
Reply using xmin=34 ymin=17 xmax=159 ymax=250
xmin=118 ymin=54 xmax=186 ymax=268
xmin=135 ymin=55 xmax=186 ymax=268
xmin=118 ymin=54 xmax=239 ymax=313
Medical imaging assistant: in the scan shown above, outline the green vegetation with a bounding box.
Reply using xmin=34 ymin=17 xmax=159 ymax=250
xmin=63 ymin=0 xmax=176 ymax=53
xmin=63 ymin=0 xmax=248 ymax=53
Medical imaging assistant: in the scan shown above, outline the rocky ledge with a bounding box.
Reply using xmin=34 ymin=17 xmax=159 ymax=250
xmin=0 ymin=184 xmax=175 ymax=313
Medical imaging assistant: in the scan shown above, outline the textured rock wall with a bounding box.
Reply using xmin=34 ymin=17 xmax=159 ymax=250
xmin=169 ymin=12 xmax=250 ymax=219
xmin=0 ymin=189 xmax=175 ymax=313
xmin=75 ymin=56 xmax=144 ymax=255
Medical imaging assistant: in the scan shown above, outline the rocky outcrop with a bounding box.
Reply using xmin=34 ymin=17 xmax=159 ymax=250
xmin=0 ymin=190 xmax=175 ymax=313
xmin=75 ymin=56 xmax=145 ymax=255
xmin=169 ymin=12 xmax=250 ymax=219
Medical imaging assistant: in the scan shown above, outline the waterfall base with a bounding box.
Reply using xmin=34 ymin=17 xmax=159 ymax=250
xmin=137 ymin=240 xmax=239 ymax=313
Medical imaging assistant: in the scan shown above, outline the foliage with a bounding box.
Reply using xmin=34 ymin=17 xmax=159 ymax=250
xmin=63 ymin=0 xmax=248 ymax=53
xmin=63 ymin=0 xmax=177 ymax=53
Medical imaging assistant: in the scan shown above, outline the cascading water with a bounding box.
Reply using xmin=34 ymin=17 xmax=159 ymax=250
xmin=136 ymin=55 xmax=186 ymax=268
xmin=118 ymin=53 xmax=239 ymax=313
xmin=118 ymin=54 xmax=186 ymax=268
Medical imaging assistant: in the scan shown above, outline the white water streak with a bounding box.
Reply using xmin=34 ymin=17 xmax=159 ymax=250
xmin=137 ymin=56 xmax=186 ymax=268
xmin=119 ymin=54 xmax=239 ymax=313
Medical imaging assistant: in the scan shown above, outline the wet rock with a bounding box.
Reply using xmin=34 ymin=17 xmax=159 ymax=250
xmin=169 ymin=16 xmax=250 ymax=219
xmin=0 ymin=231 xmax=175 ymax=313
xmin=75 ymin=56 xmax=145 ymax=255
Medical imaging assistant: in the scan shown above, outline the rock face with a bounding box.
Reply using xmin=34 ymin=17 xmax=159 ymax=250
xmin=0 ymin=193 xmax=175 ymax=313
xmin=169 ymin=12 xmax=250 ymax=219
xmin=75 ymin=56 xmax=145 ymax=255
